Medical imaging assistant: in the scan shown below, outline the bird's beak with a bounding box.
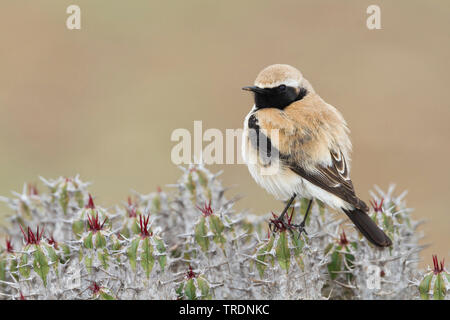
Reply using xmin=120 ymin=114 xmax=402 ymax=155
xmin=242 ymin=86 xmax=265 ymax=94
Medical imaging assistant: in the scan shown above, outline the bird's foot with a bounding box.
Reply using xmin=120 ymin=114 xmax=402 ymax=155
xmin=268 ymin=216 xmax=287 ymax=234
xmin=291 ymin=221 xmax=308 ymax=239
xmin=269 ymin=210 xmax=298 ymax=235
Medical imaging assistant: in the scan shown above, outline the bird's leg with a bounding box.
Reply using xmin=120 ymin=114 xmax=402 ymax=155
xmin=269 ymin=194 xmax=296 ymax=233
xmin=294 ymin=199 xmax=313 ymax=236
xmin=278 ymin=194 xmax=297 ymax=221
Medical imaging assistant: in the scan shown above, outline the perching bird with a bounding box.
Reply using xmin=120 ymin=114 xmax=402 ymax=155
xmin=242 ymin=64 xmax=392 ymax=247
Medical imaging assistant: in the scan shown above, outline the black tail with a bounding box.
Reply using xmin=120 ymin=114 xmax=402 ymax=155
xmin=343 ymin=208 xmax=392 ymax=247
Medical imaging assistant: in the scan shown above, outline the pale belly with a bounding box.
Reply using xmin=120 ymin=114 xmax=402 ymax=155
xmin=242 ymin=113 xmax=352 ymax=210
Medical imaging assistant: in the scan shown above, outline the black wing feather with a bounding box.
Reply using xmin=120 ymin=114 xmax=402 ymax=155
xmin=283 ymin=150 xmax=368 ymax=211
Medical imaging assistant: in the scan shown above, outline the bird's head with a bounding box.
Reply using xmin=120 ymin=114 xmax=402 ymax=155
xmin=242 ymin=64 xmax=312 ymax=110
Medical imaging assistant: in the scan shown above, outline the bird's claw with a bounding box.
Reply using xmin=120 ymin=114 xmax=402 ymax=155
xmin=269 ymin=207 xmax=309 ymax=238
xmin=269 ymin=217 xmax=289 ymax=234
xmin=268 ymin=217 xmax=283 ymax=234
xmin=269 ymin=216 xmax=307 ymax=237
xmin=292 ymin=222 xmax=308 ymax=239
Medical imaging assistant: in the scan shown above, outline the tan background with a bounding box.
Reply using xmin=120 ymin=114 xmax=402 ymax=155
xmin=0 ymin=1 xmax=449 ymax=265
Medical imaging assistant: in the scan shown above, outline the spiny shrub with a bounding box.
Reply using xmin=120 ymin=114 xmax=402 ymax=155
xmin=0 ymin=165 xmax=447 ymax=300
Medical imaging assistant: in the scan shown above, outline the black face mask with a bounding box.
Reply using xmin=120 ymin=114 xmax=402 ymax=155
xmin=248 ymin=85 xmax=308 ymax=110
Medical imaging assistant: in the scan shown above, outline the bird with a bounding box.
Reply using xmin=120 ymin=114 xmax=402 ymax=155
xmin=241 ymin=64 xmax=392 ymax=247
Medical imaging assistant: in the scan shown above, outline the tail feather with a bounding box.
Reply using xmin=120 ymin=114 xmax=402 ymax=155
xmin=343 ymin=208 xmax=392 ymax=247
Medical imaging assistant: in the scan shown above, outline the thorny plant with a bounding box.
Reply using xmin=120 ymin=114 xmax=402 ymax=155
xmin=0 ymin=165 xmax=447 ymax=300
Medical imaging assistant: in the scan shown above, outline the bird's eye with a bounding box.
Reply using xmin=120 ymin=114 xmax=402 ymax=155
xmin=279 ymin=84 xmax=286 ymax=91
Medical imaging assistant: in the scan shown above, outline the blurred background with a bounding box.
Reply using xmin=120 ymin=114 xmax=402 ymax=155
xmin=0 ymin=0 xmax=448 ymax=265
